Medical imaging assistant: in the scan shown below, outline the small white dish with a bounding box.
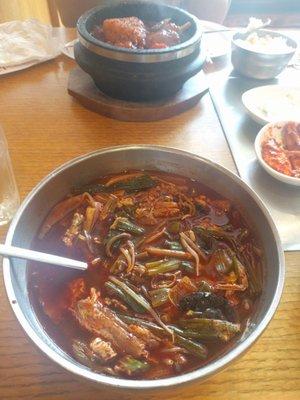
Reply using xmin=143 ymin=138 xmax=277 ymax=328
xmin=242 ymin=85 xmax=300 ymax=125
xmin=200 ymin=20 xmax=232 ymax=59
xmin=255 ymin=121 xmax=300 ymax=186
xmin=61 ymin=39 xmax=77 ymax=60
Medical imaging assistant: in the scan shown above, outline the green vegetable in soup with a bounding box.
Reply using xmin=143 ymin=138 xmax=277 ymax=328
xmin=111 ymin=217 xmax=145 ymax=236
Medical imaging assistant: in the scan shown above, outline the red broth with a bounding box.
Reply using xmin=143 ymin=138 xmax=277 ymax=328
xmin=28 ymin=171 xmax=262 ymax=379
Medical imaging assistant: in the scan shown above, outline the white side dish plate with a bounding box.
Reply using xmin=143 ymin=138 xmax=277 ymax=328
xmin=254 ymin=121 xmax=300 ymax=186
xmin=242 ymin=85 xmax=300 ymax=125
xmin=200 ymin=20 xmax=232 ymax=59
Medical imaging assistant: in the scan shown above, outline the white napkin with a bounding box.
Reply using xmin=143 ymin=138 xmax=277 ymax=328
xmin=0 ymin=19 xmax=61 ymax=68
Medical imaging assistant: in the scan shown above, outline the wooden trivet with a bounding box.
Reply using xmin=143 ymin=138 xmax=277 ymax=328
xmin=68 ymin=67 xmax=209 ymax=122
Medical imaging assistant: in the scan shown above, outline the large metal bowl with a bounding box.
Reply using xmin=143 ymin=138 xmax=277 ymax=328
xmin=3 ymin=146 xmax=284 ymax=389
xmin=231 ymin=30 xmax=297 ymax=80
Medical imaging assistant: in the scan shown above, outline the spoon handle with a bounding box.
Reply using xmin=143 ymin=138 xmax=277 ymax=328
xmin=203 ymin=29 xmax=233 ymax=34
xmin=203 ymin=19 xmax=271 ymax=35
xmin=0 ymin=244 xmax=88 ymax=271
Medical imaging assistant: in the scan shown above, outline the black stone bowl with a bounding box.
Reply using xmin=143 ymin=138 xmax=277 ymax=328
xmin=75 ymin=1 xmax=204 ymax=101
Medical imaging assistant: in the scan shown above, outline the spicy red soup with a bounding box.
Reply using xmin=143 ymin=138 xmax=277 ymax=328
xmin=28 ymin=171 xmax=263 ymax=380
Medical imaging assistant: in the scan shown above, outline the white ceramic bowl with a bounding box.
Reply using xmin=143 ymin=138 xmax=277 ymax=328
xmin=242 ymin=86 xmax=300 ymax=125
xmin=255 ymin=121 xmax=300 ymax=186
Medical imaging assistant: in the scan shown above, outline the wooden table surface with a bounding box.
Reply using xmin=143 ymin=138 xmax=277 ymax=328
xmin=0 ymin=29 xmax=299 ymax=400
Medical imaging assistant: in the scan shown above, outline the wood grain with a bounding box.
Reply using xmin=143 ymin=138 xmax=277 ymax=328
xmin=0 ymin=28 xmax=299 ymax=400
xmin=67 ymin=67 xmax=208 ymax=122
xmin=0 ymin=0 xmax=51 ymax=24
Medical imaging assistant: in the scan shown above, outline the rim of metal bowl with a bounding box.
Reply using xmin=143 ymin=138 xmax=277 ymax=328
xmin=77 ymin=4 xmax=202 ymax=63
xmin=232 ymin=29 xmax=297 ymax=55
xmin=3 ymin=145 xmax=285 ymax=389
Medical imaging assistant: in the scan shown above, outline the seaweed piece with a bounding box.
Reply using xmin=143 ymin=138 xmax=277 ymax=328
xmin=72 ymin=175 xmax=156 ymax=196
xmin=179 ymin=291 xmax=237 ymax=322
xmin=72 ymin=183 xmax=107 ymax=195
xmin=111 ymin=175 xmax=157 ymax=193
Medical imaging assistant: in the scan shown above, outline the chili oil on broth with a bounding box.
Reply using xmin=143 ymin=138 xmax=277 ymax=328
xmin=27 ymin=170 xmax=263 ymax=380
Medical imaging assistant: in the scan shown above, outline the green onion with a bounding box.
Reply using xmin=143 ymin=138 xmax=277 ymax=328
xmin=146 ymin=258 xmax=195 ymax=275
xmin=214 ymin=249 xmax=233 ymax=274
xmin=105 ymin=281 xmax=145 ymax=313
xmin=117 ymin=314 xmax=163 ymax=335
xmin=72 ymin=183 xmax=106 ymax=195
xmin=117 ymin=314 xmax=207 ymax=359
xmin=238 ymin=253 xmax=262 ymax=296
xmin=167 ymin=220 xmax=181 ymax=234
xmin=165 ymin=241 xmax=183 ymax=251
xmin=109 ymin=277 xmax=173 ymax=335
xmin=171 ymin=330 xmax=208 ymax=359
xmin=181 ymin=261 xmax=195 ymax=274
xmin=105 ymin=231 xmax=131 ymax=257
xmin=145 ymin=259 xmax=181 ymax=276
xmin=196 ymin=226 xmax=262 ymax=295
xmin=115 ymin=356 xmax=150 ymax=376
xmin=111 ymin=217 xmax=145 ymax=236
xmin=178 ymin=318 xmax=241 ymax=342
xmin=73 ymin=175 xmax=156 ymax=195
xmin=72 ymin=339 xmax=92 ymax=367
xmin=149 ymin=288 xmax=170 ymax=308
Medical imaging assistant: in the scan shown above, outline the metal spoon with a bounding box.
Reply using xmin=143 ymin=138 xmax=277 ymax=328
xmin=203 ymin=19 xmax=271 ymax=35
xmin=0 ymin=243 xmax=88 ymax=271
